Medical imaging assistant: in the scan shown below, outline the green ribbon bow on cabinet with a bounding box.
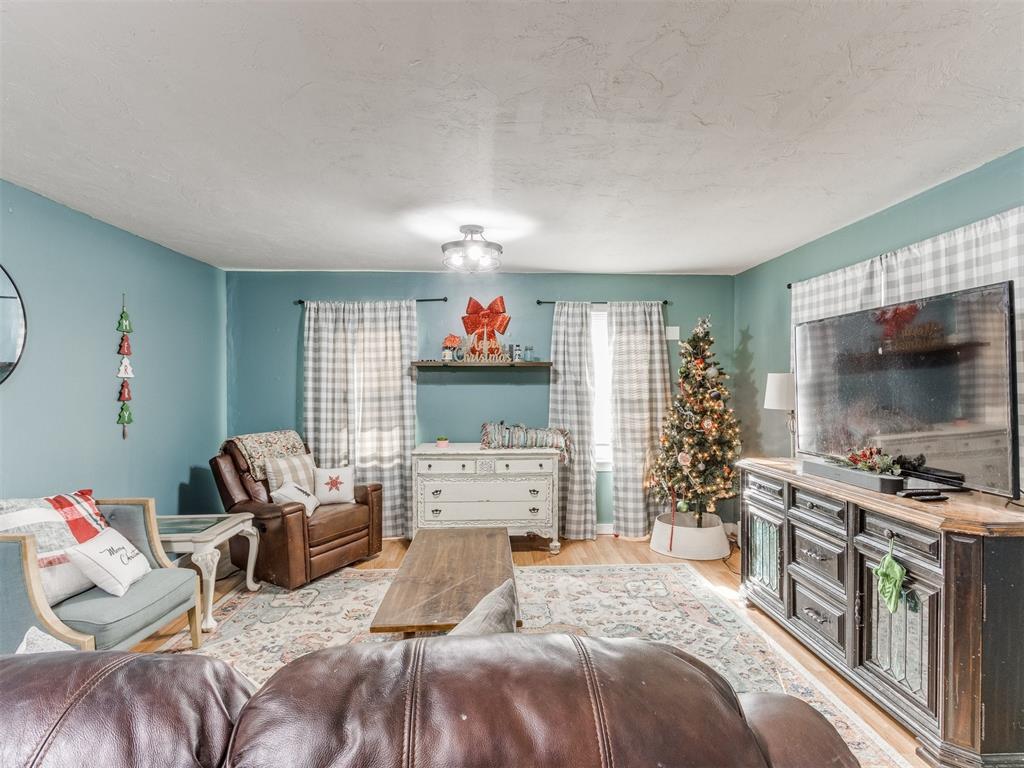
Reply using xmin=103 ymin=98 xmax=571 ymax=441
xmin=872 ymin=538 xmax=906 ymax=614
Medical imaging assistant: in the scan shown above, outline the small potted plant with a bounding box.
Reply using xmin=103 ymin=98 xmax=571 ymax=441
xmin=435 ymin=435 xmax=450 ymax=448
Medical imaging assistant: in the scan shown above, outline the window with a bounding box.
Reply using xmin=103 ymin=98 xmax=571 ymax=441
xmin=591 ymin=307 xmax=612 ymax=470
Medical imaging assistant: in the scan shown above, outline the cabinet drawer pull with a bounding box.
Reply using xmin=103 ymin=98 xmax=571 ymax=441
xmin=529 ymin=488 xmax=540 ymax=496
xmin=884 ymin=528 xmax=896 ymax=540
xmin=427 ymin=463 xmax=432 ymax=470
xmin=505 ymin=463 xmax=510 ymax=469
xmin=750 ymin=480 xmax=778 ymax=496
xmin=431 ymin=489 xmax=442 ymax=497
xmin=529 ymin=507 xmax=540 ymax=514
xmin=539 ymin=463 xmax=544 ymax=469
xmin=802 ymin=607 xmax=829 ymax=625
xmin=431 ymin=508 xmax=442 ymax=516
xmin=798 ymin=547 xmax=827 ymax=562
xmin=461 ymin=463 xmax=467 ymax=469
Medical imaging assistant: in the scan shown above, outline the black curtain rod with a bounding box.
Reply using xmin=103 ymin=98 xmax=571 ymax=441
xmin=294 ymin=297 xmax=447 ymax=305
xmin=535 ymin=299 xmax=670 ymax=306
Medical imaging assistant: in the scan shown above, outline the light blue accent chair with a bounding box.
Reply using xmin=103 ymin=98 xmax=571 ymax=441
xmin=0 ymin=498 xmax=202 ymax=653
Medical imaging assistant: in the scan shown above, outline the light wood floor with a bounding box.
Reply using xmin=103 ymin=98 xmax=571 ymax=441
xmin=136 ymin=536 xmax=925 ymax=767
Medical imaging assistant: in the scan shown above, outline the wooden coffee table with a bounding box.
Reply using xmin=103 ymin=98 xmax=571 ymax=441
xmin=370 ymin=527 xmax=521 ymax=637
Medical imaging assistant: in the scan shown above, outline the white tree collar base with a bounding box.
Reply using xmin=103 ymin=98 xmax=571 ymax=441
xmin=649 ymin=512 xmax=730 ymax=560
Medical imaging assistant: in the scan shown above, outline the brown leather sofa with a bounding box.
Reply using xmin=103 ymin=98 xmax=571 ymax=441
xmin=210 ymin=443 xmax=382 ymax=589
xmin=0 ymin=635 xmax=859 ymax=768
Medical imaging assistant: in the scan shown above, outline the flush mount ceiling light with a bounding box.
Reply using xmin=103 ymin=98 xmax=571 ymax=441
xmin=441 ymin=225 xmax=502 ymax=273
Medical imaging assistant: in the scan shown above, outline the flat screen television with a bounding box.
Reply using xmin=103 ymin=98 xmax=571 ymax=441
xmin=794 ymin=281 xmax=1018 ymax=497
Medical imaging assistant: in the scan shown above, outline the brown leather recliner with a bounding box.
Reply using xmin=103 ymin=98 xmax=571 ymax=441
xmin=0 ymin=636 xmax=860 ymax=768
xmin=210 ymin=443 xmax=382 ymax=589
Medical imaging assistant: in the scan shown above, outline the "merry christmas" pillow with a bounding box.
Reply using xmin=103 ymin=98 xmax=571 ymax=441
xmin=66 ymin=527 xmax=152 ymax=597
xmin=315 ymin=467 xmax=355 ymax=504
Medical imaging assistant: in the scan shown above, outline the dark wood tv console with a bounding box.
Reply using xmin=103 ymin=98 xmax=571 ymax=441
xmin=738 ymin=458 xmax=1024 ymax=768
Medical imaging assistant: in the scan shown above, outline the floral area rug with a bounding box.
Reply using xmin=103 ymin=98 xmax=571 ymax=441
xmin=166 ymin=563 xmax=909 ymax=768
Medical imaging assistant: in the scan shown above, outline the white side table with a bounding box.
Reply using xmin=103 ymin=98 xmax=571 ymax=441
xmin=157 ymin=512 xmax=261 ymax=632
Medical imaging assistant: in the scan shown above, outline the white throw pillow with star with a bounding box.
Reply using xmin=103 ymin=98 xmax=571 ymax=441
xmin=315 ymin=466 xmax=356 ymax=505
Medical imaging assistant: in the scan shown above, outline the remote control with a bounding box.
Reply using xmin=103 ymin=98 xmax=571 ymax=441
xmin=914 ymin=494 xmax=948 ymax=502
xmin=898 ymin=489 xmax=945 ymax=498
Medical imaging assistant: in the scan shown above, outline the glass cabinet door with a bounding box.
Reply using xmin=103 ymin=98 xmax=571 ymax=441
xmin=858 ymin=553 xmax=941 ymax=719
xmin=746 ymin=505 xmax=784 ymax=606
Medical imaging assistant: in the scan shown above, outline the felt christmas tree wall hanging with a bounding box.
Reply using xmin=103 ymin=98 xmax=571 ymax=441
xmin=115 ymin=294 xmax=134 ymax=439
xmin=649 ymin=316 xmax=741 ymax=529
xmin=117 ymin=401 xmax=134 ymax=428
xmin=116 ymin=306 xmax=133 ymax=333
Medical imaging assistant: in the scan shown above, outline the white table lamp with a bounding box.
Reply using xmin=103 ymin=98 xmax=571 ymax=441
xmin=764 ymin=372 xmax=796 ymax=457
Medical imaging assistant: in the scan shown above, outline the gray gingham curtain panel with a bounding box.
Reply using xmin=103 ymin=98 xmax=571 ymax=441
xmin=303 ymin=300 xmax=417 ymax=537
xmin=609 ymin=301 xmax=671 ymax=537
xmin=791 ymin=206 xmax=1023 ymax=483
xmin=548 ymin=302 xmax=596 ymax=539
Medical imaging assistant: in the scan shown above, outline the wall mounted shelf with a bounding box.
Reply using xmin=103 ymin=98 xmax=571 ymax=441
xmin=412 ymin=361 xmax=552 ymax=369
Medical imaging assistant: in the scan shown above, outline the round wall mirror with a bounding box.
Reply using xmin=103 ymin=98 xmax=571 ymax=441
xmin=0 ymin=264 xmax=27 ymax=384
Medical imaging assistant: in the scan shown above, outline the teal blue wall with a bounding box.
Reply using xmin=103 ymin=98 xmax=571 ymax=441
xmin=226 ymin=271 xmax=735 ymax=524
xmin=0 ymin=181 xmax=227 ymax=515
xmin=7 ymin=146 xmax=1018 ymax=527
xmin=733 ymin=148 xmax=1024 ymax=457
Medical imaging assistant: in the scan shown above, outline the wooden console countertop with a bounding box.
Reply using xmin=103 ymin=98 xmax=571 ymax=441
xmin=737 ymin=457 xmax=1024 ymax=537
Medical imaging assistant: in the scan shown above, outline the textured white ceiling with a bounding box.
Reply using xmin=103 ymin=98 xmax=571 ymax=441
xmin=1 ymin=2 xmax=1021 ymax=274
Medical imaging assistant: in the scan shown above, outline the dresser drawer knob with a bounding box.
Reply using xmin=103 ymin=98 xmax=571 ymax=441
xmin=461 ymin=463 xmax=466 ymax=470
xmin=529 ymin=489 xmax=540 ymax=496
xmin=505 ymin=463 xmax=510 ymax=469
xmin=431 ymin=508 xmax=442 ymax=516
xmin=529 ymin=507 xmax=540 ymax=514
xmin=539 ymin=463 xmax=544 ymax=469
xmin=884 ymin=528 xmax=896 ymax=540
xmin=431 ymin=489 xmax=442 ymax=497
xmin=427 ymin=463 xmax=432 ymax=470
xmin=802 ymin=607 xmax=828 ymax=625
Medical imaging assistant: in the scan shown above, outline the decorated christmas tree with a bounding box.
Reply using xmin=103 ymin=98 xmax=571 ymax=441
xmin=649 ymin=317 xmax=741 ymax=527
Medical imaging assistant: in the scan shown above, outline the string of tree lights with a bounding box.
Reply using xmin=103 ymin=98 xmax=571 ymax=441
xmin=649 ymin=316 xmax=742 ymax=527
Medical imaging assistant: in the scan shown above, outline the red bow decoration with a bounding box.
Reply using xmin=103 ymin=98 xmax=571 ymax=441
xmin=462 ymin=296 xmax=511 ymax=355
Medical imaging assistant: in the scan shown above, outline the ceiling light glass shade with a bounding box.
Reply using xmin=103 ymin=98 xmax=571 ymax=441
xmin=442 ymin=225 xmax=502 ymax=273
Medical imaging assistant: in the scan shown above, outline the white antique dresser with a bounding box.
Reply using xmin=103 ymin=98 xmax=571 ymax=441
xmin=411 ymin=442 xmax=561 ymax=553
